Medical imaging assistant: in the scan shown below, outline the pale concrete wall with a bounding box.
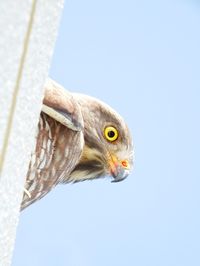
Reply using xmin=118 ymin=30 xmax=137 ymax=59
xmin=0 ymin=1 xmax=64 ymax=265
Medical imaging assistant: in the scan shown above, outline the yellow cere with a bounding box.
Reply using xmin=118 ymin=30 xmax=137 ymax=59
xmin=104 ymin=126 xmax=119 ymax=142
xmin=121 ymin=160 xmax=129 ymax=169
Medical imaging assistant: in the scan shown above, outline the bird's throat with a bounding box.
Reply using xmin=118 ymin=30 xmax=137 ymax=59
xmin=66 ymin=145 xmax=106 ymax=183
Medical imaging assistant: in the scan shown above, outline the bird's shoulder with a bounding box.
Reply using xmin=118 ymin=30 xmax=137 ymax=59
xmin=42 ymin=78 xmax=84 ymax=131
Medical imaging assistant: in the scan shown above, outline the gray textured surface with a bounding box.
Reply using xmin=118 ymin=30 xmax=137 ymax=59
xmin=0 ymin=1 xmax=64 ymax=265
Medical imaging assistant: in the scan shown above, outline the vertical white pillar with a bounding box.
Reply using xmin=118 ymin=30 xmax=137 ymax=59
xmin=0 ymin=1 xmax=64 ymax=265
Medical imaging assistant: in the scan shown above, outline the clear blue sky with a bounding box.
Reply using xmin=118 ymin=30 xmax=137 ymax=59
xmin=13 ymin=1 xmax=200 ymax=265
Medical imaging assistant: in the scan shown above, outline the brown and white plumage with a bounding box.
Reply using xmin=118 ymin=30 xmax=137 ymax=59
xmin=21 ymin=79 xmax=133 ymax=210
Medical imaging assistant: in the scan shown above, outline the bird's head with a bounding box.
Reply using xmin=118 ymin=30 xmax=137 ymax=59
xmin=69 ymin=94 xmax=134 ymax=183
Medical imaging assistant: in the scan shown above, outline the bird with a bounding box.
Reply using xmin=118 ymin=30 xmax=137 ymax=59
xmin=21 ymin=79 xmax=134 ymax=210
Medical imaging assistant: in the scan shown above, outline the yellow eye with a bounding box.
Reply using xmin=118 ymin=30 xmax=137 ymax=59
xmin=104 ymin=126 xmax=119 ymax=142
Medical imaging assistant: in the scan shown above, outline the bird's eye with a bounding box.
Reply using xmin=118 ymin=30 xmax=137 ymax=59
xmin=104 ymin=126 xmax=119 ymax=142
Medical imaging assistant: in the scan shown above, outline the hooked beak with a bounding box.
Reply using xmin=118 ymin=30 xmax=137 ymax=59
xmin=111 ymin=166 xmax=129 ymax=182
xmin=108 ymin=155 xmax=130 ymax=183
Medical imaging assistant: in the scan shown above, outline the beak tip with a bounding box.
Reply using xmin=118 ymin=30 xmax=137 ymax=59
xmin=111 ymin=168 xmax=129 ymax=183
xmin=111 ymin=177 xmax=127 ymax=183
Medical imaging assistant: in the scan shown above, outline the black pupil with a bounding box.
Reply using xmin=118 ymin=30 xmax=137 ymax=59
xmin=108 ymin=130 xmax=115 ymax=138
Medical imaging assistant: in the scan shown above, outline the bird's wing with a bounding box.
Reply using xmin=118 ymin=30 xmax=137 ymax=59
xmin=42 ymin=78 xmax=83 ymax=131
xmin=21 ymin=79 xmax=84 ymax=210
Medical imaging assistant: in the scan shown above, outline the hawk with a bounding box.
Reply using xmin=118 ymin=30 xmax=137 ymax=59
xmin=21 ymin=79 xmax=133 ymax=210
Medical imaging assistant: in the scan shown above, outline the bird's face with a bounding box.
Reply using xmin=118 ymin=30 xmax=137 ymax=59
xmin=69 ymin=94 xmax=134 ymax=183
